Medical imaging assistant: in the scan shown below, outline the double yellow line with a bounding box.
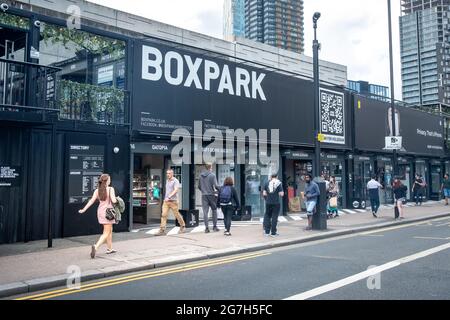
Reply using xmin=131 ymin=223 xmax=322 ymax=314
xmin=16 ymin=252 xmax=269 ymax=300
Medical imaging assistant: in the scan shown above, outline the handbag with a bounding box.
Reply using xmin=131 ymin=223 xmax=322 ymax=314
xmin=105 ymin=188 xmax=119 ymax=222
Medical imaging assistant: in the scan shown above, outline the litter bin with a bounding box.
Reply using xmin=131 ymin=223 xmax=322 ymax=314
xmin=312 ymin=181 xmax=327 ymax=230
xmin=176 ymin=210 xmax=200 ymax=228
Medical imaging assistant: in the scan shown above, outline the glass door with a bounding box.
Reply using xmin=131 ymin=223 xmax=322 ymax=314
xmin=321 ymin=160 xmax=344 ymax=207
xmin=244 ymin=164 xmax=269 ymax=218
xmin=353 ymin=160 xmax=373 ymax=207
xmin=294 ymin=160 xmax=313 ymax=211
xmin=377 ymin=161 xmax=394 ymax=204
xmin=430 ymin=165 xmax=442 ymax=200
xmin=398 ymin=164 xmax=412 ymax=200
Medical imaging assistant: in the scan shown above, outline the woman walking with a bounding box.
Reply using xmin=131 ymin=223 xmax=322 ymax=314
xmin=79 ymin=174 xmax=118 ymax=258
xmin=327 ymin=176 xmax=340 ymax=219
xmin=218 ymin=177 xmax=240 ymax=236
xmin=393 ymin=178 xmax=408 ymax=220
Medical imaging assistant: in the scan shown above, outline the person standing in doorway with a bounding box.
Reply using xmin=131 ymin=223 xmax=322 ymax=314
xmin=367 ymin=175 xmax=383 ymax=218
xmin=263 ymin=173 xmax=285 ymax=237
xmin=393 ymin=178 xmax=408 ymax=220
xmin=79 ymin=174 xmax=117 ymax=259
xmin=199 ymin=164 xmax=220 ymax=233
xmin=156 ymin=169 xmax=186 ymax=236
xmin=441 ymin=173 xmax=450 ymax=206
xmin=412 ymin=174 xmax=424 ymax=206
xmin=303 ymin=174 xmax=320 ymax=231
xmin=218 ymin=177 xmax=240 ymax=236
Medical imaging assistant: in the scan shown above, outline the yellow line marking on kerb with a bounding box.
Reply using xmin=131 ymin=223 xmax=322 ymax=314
xmin=16 ymin=252 xmax=269 ymax=301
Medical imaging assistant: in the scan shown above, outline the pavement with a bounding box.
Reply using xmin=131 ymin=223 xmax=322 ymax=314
xmin=1 ymin=201 xmax=449 ymax=299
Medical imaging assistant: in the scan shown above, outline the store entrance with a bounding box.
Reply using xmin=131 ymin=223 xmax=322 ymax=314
xmin=244 ymin=164 xmax=272 ymax=217
xmin=398 ymin=163 xmax=412 ymax=200
xmin=132 ymin=154 xmax=183 ymax=228
xmin=353 ymin=158 xmax=373 ymax=208
xmin=321 ymin=158 xmax=344 ymax=208
xmin=429 ymin=164 xmax=442 ymax=201
xmin=376 ymin=159 xmax=394 ymax=204
xmin=195 ymin=164 xmax=236 ymax=219
xmin=285 ymin=159 xmax=313 ymax=213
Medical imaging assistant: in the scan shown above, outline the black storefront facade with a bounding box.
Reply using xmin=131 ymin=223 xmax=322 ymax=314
xmin=0 ymin=5 xmax=448 ymax=244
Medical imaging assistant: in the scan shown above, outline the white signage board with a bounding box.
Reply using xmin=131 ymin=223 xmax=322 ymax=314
xmin=385 ymin=136 xmax=403 ymax=150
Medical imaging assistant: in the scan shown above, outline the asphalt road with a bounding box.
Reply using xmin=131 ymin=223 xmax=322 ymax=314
xmin=14 ymin=217 xmax=450 ymax=300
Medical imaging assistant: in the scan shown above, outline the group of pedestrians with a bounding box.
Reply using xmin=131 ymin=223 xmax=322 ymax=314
xmin=79 ymin=165 xmax=450 ymax=259
xmin=367 ymin=174 xmax=427 ymax=221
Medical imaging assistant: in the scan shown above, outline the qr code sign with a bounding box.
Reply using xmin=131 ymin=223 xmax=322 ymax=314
xmin=320 ymin=89 xmax=346 ymax=144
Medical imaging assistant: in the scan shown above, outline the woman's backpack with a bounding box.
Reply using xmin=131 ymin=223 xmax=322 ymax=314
xmin=219 ymin=186 xmax=233 ymax=204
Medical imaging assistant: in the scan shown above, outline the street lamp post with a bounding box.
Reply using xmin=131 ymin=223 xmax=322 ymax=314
xmin=387 ymin=0 xmax=398 ymax=178
xmin=313 ymin=12 xmax=321 ymax=178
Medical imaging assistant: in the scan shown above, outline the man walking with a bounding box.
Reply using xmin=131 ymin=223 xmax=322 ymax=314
xmin=156 ymin=169 xmax=186 ymax=236
xmin=367 ymin=175 xmax=382 ymax=218
xmin=199 ymin=164 xmax=220 ymax=233
xmin=263 ymin=173 xmax=284 ymax=237
xmin=303 ymin=174 xmax=320 ymax=231
xmin=441 ymin=173 xmax=450 ymax=206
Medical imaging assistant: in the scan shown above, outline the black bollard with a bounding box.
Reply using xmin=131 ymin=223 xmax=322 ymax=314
xmin=312 ymin=181 xmax=328 ymax=230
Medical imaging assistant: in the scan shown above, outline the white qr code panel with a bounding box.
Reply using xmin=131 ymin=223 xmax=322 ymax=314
xmin=320 ymin=88 xmax=346 ymax=145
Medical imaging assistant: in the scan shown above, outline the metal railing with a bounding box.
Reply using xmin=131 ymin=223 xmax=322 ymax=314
xmin=0 ymin=58 xmax=61 ymax=115
xmin=0 ymin=58 xmax=129 ymax=125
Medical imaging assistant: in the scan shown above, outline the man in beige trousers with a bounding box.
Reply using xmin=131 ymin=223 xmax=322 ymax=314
xmin=156 ymin=169 xmax=186 ymax=236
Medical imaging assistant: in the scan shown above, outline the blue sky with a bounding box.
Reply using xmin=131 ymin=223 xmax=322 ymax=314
xmin=88 ymin=0 xmax=402 ymax=99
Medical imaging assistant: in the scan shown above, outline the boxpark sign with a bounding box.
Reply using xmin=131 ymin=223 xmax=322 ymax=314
xmin=132 ymin=39 xmax=350 ymax=148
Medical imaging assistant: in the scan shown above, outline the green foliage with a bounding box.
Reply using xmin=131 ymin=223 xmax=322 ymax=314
xmin=58 ymin=79 xmax=125 ymax=123
xmin=0 ymin=12 xmax=29 ymax=30
xmin=41 ymin=23 xmax=125 ymax=57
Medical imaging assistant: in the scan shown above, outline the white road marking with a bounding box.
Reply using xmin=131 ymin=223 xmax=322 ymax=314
xmin=414 ymin=236 xmax=449 ymax=240
xmin=191 ymin=226 xmax=206 ymax=233
xmin=291 ymin=216 xmax=303 ymax=221
xmin=278 ymin=217 xmax=288 ymax=222
xmin=146 ymin=229 xmax=161 ymax=235
xmin=285 ymin=242 xmax=450 ymax=300
xmin=167 ymin=227 xmax=180 ymax=236
xmin=356 ymin=209 xmax=367 ymax=213
xmin=342 ymin=210 xmax=357 ymax=214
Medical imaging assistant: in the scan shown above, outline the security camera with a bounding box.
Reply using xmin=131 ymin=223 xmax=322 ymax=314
xmin=0 ymin=3 xmax=9 ymax=12
xmin=34 ymin=20 xmax=41 ymax=28
xmin=113 ymin=147 xmax=120 ymax=154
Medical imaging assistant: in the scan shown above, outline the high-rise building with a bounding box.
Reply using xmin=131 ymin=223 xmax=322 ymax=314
xmin=223 ymin=0 xmax=246 ymax=41
xmin=245 ymin=0 xmax=305 ymax=54
xmin=400 ymin=0 xmax=450 ymax=106
xmin=348 ymin=80 xmax=390 ymax=101
xmin=224 ymin=0 xmax=305 ymax=54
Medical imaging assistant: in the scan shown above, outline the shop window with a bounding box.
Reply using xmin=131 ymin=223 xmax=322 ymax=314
xmin=39 ymin=22 xmax=127 ymax=124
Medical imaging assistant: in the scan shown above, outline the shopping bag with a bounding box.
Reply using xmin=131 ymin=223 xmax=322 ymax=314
xmin=329 ymin=197 xmax=338 ymax=208
xmin=289 ymin=197 xmax=301 ymax=212
xmin=217 ymin=207 xmax=224 ymax=220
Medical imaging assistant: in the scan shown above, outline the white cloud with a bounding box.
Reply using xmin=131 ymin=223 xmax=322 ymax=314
xmin=87 ymin=0 xmax=402 ymax=99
